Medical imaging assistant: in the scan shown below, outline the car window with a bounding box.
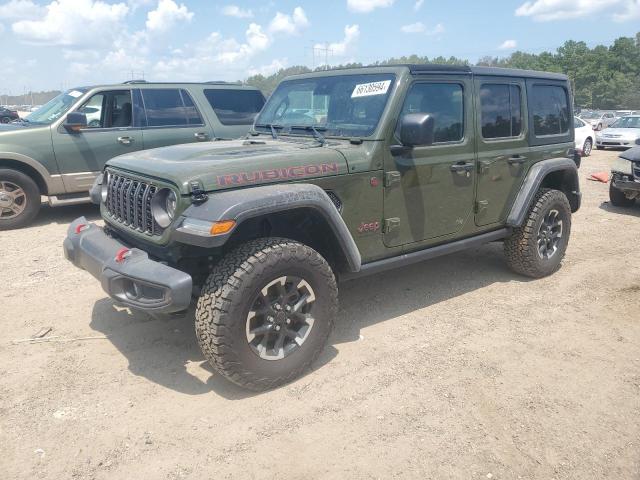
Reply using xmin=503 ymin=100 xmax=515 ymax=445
xmin=531 ymin=85 xmax=570 ymax=136
xmin=480 ymin=84 xmax=522 ymax=139
xmin=574 ymin=117 xmax=586 ymax=127
xmin=141 ymin=89 xmax=203 ymax=127
xmin=78 ymin=90 xmax=132 ymax=129
xmin=398 ymin=82 xmax=464 ymax=143
xmin=204 ymin=89 xmax=265 ymax=126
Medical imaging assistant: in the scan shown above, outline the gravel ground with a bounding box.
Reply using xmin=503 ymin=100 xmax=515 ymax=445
xmin=1 ymin=149 xmax=639 ymax=480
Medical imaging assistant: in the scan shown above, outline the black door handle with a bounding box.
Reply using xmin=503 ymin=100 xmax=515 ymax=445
xmin=450 ymin=162 xmax=474 ymax=173
xmin=507 ymin=155 xmax=527 ymax=164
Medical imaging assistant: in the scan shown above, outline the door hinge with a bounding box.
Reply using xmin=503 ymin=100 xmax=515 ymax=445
xmin=383 ymin=217 xmax=401 ymax=233
xmin=384 ymin=171 xmax=401 ymax=187
xmin=475 ymin=200 xmax=489 ymax=214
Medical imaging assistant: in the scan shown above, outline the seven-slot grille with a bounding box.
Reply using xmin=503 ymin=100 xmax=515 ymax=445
xmin=105 ymin=171 xmax=160 ymax=235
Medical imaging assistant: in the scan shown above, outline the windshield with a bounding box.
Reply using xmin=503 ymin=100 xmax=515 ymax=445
xmin=24 ymin=88 xmax=86 ymax=124
xmin=255 ymin=73 xmax=396 ymax=138
xmin=580 ymin=112 xmax=601 ymax=120
xmin=610 ymin=116 xmax=640 ymax=129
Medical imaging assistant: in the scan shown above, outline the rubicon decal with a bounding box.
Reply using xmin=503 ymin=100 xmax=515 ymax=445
xmin=217 ymin=163 xmax=339 ymax=186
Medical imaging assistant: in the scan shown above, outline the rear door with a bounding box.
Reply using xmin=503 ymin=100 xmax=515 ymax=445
xmin=474 ymin=77 xmax=529 ymax=226
xmin=52 ymin=89 xmax=143 ymax=193
xmin=139 ymin=88 xmax=214 ymax=150
xmin=383 ymin=75 xmax=477 ymax=247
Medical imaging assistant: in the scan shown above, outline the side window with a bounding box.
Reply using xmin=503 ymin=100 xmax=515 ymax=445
xmin=531 ymin=85 xmax=570 ymax=136
xmin=77 ymin=90 xmax=132 ymax=129
xmin=203 ymin=89 xmax=266 ymax=126
xmin=480 ymin=84 xmax=522 ymax=139
xmin=398 ymin=83 xmax=464 ymax=143
xmin=141 ymin=89 xmax=203 ymax=127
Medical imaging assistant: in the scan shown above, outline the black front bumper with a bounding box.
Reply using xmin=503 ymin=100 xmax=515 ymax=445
xmin=612 ymin=178 xmax=640 ymax=193
xmin=63 ymin=217 xmax=192 ymax=313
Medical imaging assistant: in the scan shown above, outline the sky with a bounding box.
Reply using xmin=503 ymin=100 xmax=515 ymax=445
xmin=0 ymin=0 xmax=639 ymax=95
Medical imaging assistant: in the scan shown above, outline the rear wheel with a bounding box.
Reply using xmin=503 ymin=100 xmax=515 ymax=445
xmin=195 ymin=238 xmax=338 ymax=391
xmin=609 ymin=182 xmax=636 ymax=207
xmin=582 ymin=138 xmax=592 ymax=157
xmin=0 ymin=169 xmax=41 ymax=230
xmin=504 ymin=188 xmax=571 ymax=278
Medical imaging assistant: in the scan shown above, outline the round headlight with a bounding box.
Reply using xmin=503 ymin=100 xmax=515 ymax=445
xmin=151 ymin=188 xmax=178 ymax=228
xmin=166 ymin=190 xmax=177 ymax=220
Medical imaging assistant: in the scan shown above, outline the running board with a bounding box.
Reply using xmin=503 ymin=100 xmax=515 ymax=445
xmin=341 ymin=228 xmax=510 ymax=281
xmin=48 ymin=195 xmax=92 ymax=207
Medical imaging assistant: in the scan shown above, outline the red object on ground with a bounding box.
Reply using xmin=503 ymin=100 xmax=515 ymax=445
xmin=588 ymin=171 xmax=610 ymax=183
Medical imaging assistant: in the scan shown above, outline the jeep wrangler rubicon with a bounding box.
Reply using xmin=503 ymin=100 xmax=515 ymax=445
xmin=64 ymin=65 xmax=581 ymax=391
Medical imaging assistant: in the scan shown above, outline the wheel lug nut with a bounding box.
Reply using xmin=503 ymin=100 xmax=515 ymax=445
xmin=267 ymin=316 xmax=274 ymax=323
xmin=275 ymin=325 xmax=281 ymax=331
xmin=286 ymin=318 xmax=291 ymax=324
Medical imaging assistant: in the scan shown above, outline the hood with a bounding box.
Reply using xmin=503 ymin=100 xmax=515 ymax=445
xmin=598 ymin=128 xmax=640 ymax=138
xmin=107 ymin=137 xmax=350 ymax=195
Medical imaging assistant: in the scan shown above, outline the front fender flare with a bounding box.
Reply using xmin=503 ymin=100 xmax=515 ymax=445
xmin=172 ymin=183 xmax=362 ymax=273
xmin=507 ymin=158 xmax=580 ymax=227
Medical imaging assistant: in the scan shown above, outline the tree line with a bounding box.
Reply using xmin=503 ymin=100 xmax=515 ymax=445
xmin=246 ymin=32 xmax=640 ymax=110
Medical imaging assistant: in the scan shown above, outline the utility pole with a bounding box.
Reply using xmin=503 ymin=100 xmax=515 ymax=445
xmin=312 ymin=43 xmax=333 ymax=70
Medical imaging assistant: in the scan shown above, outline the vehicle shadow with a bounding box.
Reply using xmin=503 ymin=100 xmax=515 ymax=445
xmin=32 ymin=202 xmax=101 ymax=227
xmin=89 ymin=242 xmax=529 ymax=398
xmin=599 ymin=200 xmax=640 ymax=217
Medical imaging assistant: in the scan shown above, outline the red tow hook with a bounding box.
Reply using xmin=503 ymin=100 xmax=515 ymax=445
xmin=74 ymin=223 xmax=89 ymax=234
xmin=115 ymin=247 xmax=132 ymax=264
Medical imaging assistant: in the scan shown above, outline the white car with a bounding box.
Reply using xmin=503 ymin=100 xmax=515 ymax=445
xmin=574 ymin=116 xmax=594 ymax=156
xmin=595 ymin=115 xmax=640 ymax=150
xmin=579 ymin=111 xmax=616 ymax=130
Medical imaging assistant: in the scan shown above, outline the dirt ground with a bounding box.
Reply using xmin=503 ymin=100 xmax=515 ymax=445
xmin=1 ymin=149 xmax=639 ymax=480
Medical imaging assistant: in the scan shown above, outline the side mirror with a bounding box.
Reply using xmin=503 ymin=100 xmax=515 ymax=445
xmin=400 ymin=113 xmax=435 ymax=147
xmin=64 ymin=112 xmax=87 ymax=133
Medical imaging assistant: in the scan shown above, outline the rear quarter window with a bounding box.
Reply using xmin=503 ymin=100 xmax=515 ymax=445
xmin=530 ymin=85 xmax=570 ymax=136
xmin=203 ymin=89 xmax=265 ymax=126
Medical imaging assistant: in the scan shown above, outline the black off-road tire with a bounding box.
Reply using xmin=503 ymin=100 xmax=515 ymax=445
xmin=504 ymin=188 xmax=572 ymax=278
xmin=609 ymin=182 xmax=635 ymax=207
xmin=0 ymin=168 xmax=41 ymax=230
xmin=195 ymin=237 xmax=338 ymax=391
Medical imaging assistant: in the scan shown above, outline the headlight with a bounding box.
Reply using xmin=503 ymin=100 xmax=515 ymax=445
xmin=151 ymin=188 xmax=178 ymax=228
xmin=89 ymin=172 xmax=108 ymax=205
xmin=612 ymin=157 xmax=633 ymax=175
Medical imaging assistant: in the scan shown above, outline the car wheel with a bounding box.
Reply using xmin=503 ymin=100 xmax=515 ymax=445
xmin=582 ymin=138 xmax=593 ymax=157
xmin=609 ymin=182 xmax=635 ymax=207
xmin=0 ymin=117 xmax=9 ymax=124
xmin=0 ymin=169 xmax=41 ymax=230
xmin=504 ymin=188 xmax=571 ymax=278
xmin=195 ymin=237 xmax=338 ymax=391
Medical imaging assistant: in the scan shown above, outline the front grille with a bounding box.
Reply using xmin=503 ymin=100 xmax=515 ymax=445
xmin=633 ymin=162 xmax=640 ymax=179
xmin=105 ymin=171 xmax=160 ymax=235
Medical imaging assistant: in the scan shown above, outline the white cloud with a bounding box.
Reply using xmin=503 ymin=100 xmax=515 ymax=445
xmin=401 ymin=21 xmax=424 ymax=33
xmin=316 ymin=24 xmax=360 ymax=58
xmin=145 ymin=0 xmax=193 ymax=32
xmin=414 ymin=0 xmax=424 ymax=10
xmin=11 ymin=0 xmax=129 ymax=47
xmin=515 ymin=0 xmax=640 ymax=21
xmin=248 ymin=58 xmax=288 ymax=77
xmin=347 ymin=0 xmax=394 ymax=13
xmin=499 ymin=39 xmax=518 ymax=50
xmin=268 ymin=6 xmax=309 ymax=35
xmin=401 ymin=21 xmax=444 ymax=35
xmin=0 ymin=0 xmax=45 ymax=20
xmin=221 ymin=5 xmax=253 ymax=18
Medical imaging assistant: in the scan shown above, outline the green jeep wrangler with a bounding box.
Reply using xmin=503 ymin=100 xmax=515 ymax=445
xmin=64 ymin=65 xmax=581 ymax=390
xmin=0 ymin=81 xmax=264 ymax=229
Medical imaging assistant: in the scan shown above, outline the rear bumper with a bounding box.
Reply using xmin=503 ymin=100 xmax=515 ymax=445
xmin=63 ymin=216 xmax=192 ymax=313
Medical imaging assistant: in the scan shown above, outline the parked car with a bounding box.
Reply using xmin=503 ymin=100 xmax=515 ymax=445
xmin=64 ymin=65 xmax=581 ymax=390
xmin=0 ymin=106 xmax=19 ymax=123
xmin=574 ymin=116 xmax=593 ymax=156
xmin=580 ymin=111 xmax=616 ymax=130
xmin=595 ymin=115 xmax=640 ymax=150
xmin=0 ymin=81 xmax=265 ymax=229
xmin=609 ymin=141 xmax=640 ymax=207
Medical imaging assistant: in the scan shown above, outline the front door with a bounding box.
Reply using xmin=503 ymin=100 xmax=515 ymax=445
xmin=52 ymin=89 xmax=143 ymax=193
xmin=474 ymin=78 xmax=529 ymax=226
xmin=383 ymin=77 xmax=477 ymax=247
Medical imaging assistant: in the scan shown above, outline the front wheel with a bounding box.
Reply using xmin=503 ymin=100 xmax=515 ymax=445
xmin=504 ymin=189 xmax=572 ymax=278
xmin=609 ymin=182 xmax=635 ymax=207
xmin=0 ymin=169 xmax=41 ymax=230
xmin=195 ymin=238 xmax=338 ymax=391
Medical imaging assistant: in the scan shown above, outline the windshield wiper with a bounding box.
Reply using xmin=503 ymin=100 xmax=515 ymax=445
xmin=254 ymin=123 xmax=283 ymax=139
xmin=289 ymin=125 xmax=327 ymax=145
